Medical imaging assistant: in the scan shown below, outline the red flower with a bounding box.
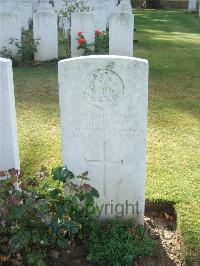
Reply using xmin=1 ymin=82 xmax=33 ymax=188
xmin=81 ymin=183 xmax=92 ymax=193
xmin=95 ymin=30 xmax=102 ymax=36
xmin=77 ymin=31 xmax=82 ymax=36
xmin=78 ymin=37 xmax=86 ymax=45
xmin=0 ymin=171 xmax=6 ymax=177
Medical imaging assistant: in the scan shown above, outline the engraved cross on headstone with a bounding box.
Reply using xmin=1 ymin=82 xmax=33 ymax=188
xmin=85 ymin=142 xmax=124 ymax=196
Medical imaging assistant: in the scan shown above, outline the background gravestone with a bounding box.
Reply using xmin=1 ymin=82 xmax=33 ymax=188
xmin=105 ymin=0 xmax=117 ymax=26
xmin=188 ymin=0 xmax=197 ymax=11
xmin=18 ymin=2 xmax=33 ymax=21
xmin=93 ymin=0 xmax=107 ymax=31
xmin=37 ymin=3 xmax=55 ymax=12
xmin=109 ymin=13 xmax=134 ymax=56
xmin=0 ymin=58 xmax=20 ymax=178
xmin=16 ymin=5 xmax=30 ymax=30
xmin=0 ymin=11 xmax=21 ymax=56
xmin=58 ymin=55 xmax=149 ymax=224
xmin=33 ymin=10 xmax=58 ymax=61
xmin=71 ymin=12 xmax=95 ymax=57
xmin=30 ymin=0 xmax=39 ymax=12
xmin=117 ymin=0 xmax=132 ymax=14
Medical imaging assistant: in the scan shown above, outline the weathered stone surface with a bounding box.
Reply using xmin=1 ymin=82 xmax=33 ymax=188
xmin=0 ymin=58 xmax=20 ymax=177
xmin=58 ymin=55 xmax=149 ymax=224
xmin=33 ymin=11 xmax=58 ymax=61
xmin=0 ymin=11 xmax=21 ymax=55
xmin=109 ymin=13 xmax=134 ymax=56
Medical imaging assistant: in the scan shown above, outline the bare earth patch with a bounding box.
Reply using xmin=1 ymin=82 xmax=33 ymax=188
xmin=136 ymin=215 xmax=183 ymax=266
xmin=47 ymin=202 xmax=184 ymax=266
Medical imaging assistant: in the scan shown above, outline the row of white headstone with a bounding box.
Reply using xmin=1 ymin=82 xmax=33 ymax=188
xmin=84 ymin=0 xmax=132 ymax=30
xmin=0 ymin=53 xmax=148 ymax=224
xmin=0 ymin=9 xmax=133 ymax=62
xmin=71 ymin=11 xmax=134 ymax=57
xmin=0 ymin=8 xmax=58 ymax=61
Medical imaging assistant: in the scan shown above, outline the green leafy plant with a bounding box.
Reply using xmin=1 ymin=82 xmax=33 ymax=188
xmin=95 ymin=30 xmax=109 ymax=55
xmin=18 ymin=29 xmax=39 ymax=61
xmin=0 ymin=29 xmax=39 ymax=66
xmin=0 ymin=166 xmax=99 ymax=265
xmin=0 ymin=46 xmax=20 ymax=66
xmin=63 ymin=29 xmax=71 ymax=57
xmin=87 ymin=219 xmax=154 ymax=266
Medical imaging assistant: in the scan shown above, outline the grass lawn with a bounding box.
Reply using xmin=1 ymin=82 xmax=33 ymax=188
xmin=13 ymin=9 xmax=200 ymax=265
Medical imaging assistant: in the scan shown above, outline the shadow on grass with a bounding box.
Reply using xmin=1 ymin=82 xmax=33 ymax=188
xmin=136 ymin=9 xmax=200 ymax=35
xmin=145 ymin=199 xmax=177 ymax=220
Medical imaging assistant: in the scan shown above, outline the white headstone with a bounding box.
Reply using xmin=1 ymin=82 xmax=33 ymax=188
xmin=109 ymin=13 xmax=134 ymax=56
xmin=71 ymin=12 xmax=95 ymax=57
xmin=0 ymin=1 xmax=16 ymax=11
xmin=33 ymin=11 xmax=58 ymax=61
xmin=30 ymin=0 xmax=39 ymax=12
xmin=37 ymin=2 xmax=55 ymax=12
xmin=0 ymin=58 xmax=20 ymax=178
xmin=117 ymin=0 xmax=132 ymax=14
xmin=16 ymin=5 xmax=30 ymax=30
xmin=188 ymin=0 xmax=196 ymax=11
xmin=58 ymin=55 xmax=149 ymax=225
xmin=18 ymin=2 xmax=33 ymax=20
xmin=94 ymin=0 xmax=106 ymax=31
xmin=0 ymin=11 xmax=21 ymax=56
xmin=54 ymin=0 xmax=65 ymax=12
xmin=105 ymin=0 xmax=117 ymax=25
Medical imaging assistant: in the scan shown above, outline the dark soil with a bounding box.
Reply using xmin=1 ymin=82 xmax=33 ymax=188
xmin=47 ymin=201 xmax=184 ymax=266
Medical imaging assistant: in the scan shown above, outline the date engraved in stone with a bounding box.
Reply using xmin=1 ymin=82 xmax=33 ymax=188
xmin=84 ymin=69 xmax=124 ymax=109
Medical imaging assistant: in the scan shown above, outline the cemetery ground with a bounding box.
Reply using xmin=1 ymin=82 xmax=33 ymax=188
xmin=12 ymin=9 xmax=199 ymax=266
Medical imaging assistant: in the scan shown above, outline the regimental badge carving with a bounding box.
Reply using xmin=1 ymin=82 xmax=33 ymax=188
xmin=84 ymin=69 xmax=124 ymax=109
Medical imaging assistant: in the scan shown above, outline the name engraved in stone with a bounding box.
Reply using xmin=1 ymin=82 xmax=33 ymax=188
xmin=65 ymin=112 xmax=143 ymax=138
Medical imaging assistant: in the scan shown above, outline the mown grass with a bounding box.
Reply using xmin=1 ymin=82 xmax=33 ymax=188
xmin=134 ymin=9 xmax=200 ymax=265
xmin=13 ymin=9 xmax=199 ymax=265
xmin=14 ymin=66 xmax=61 ymax=175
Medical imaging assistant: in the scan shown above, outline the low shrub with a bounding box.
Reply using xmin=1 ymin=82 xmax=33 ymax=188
xmin=87 ymin=219 xmax=154 ymax=266
xmin=95 ymin=30 xmax=109 ymax=55
xmin=0 ymin=166 xmax=99 ymax=265
xmin=0 ymin=29 xmax=39 ymax=66
xmin=0 ymin=46 xmax=20 ymax=66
